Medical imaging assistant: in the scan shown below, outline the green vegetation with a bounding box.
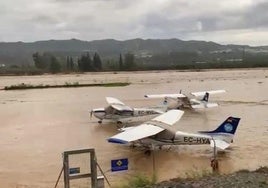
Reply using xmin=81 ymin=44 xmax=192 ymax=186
xmin=184 ymin=168 xmax=212 ymax=179
xmin=1 ymin=39 xmax=268 ymax=76
xmin=155 ymin=166 xmax=268 ymax=188
xmin=3 ymin=82 xmax=130 ymax=90
xmin=117 ymin=173 xmax=157 ymax=188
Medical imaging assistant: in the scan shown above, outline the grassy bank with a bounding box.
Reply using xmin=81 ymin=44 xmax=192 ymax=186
xmin=3 ymin=82 xmax=130 ymax=90
xmin=155 ymin=167 xmax=268 ymax=188
xmin=117 ymin=167 xmax=268 ymax=188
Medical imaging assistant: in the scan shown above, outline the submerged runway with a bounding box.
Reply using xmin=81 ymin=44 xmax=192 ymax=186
xmin=0 ymin=69 xmax=267 ymax=187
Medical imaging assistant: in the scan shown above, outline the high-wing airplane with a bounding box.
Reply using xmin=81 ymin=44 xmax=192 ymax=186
xmin=144 ymin=90 xmax=226 ymax=110
xmin=90 ymin=97 xmax=164 ymax=124
xmin=108 ymin=110 xmax=240 ymax=152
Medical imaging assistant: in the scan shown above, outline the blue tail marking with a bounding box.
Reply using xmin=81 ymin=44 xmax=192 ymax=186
xmin=199 ymin=117 xmax=240 ymax=135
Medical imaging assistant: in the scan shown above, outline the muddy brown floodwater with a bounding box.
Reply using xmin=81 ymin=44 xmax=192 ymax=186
xmin=0 ymin=69 xmax=268 ymax=188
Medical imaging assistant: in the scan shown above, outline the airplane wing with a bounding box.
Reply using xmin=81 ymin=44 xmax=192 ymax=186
xmin=210 ymin=139 xmax=230 ymax=150
xmin=191 ymin=90 xmax=226 ymax=97
xmin=108 ymin=123 xmax=164 ymax=144
xmin=144 ymin=94 xmax=186 ymax=99
xmin=106 ymin=97 xmax=133 ymax=111
xmin=151 ymin=109 xmax=184 ymax=125
xmin=108 ymin=110 xmax=184 ymax=144
xmin=110 ymin=104 xmax=133 ymax=111
xmin=106 ymin=97 xmax=125 ymax=105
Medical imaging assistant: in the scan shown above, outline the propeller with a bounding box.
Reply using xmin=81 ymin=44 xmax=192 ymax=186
xmin=90 ymin=110 xmax=93 ymax=119
xmin=163 ymin=97 xmax=168 ymax=105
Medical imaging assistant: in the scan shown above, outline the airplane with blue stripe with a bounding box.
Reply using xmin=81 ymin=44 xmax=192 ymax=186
xmin=108 ymin=110 xmax=240 ymax=151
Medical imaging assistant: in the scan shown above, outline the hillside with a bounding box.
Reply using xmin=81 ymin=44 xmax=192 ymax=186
xmin=1 ymin=38 xmax=267 ymax=66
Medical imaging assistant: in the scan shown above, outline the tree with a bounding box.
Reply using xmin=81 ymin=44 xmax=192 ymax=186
xmin=70 ymin=57 xmax=74 ymax=71
xmin=93 ymin=52 xmax=102 ymax=71
xmin=119 ymin=53 xmax=123 ymax=70
xmin=66 ymin=56 xmax=75 ymax=71
xmin=66 ymin=56 xmax=70 ymax=70
xmin=33 ymin=52 xmax=47 ymax=69
xmin=50 ymin=56 xmax=61 ymax=73
xmin=124 ymin=53 xmax=135 ymax=70
xmin=78 ymin=52 xmax=92 ymax=72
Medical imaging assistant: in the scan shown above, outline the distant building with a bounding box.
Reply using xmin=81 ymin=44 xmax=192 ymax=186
xmin=210 ymin=49 xmax=232 ymax=54
xmin=225 ymin=59 xmax=242 ymax=62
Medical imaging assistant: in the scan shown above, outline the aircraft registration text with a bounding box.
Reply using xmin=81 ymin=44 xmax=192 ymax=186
xmin=183 ymin=137 xmax=210 ymax=144
xmin=137 ymin=110 xmax=157 ymax=115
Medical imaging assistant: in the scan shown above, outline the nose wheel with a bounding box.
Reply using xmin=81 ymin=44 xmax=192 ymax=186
xmin=117 ymin=121 xmax=122 ymax=124
xmin=98 ymin=120 xmax=102 ymax=124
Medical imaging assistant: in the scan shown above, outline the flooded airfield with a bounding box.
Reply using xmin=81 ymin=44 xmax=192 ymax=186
xmin=0 ymin=69 xmax=268 ymax=187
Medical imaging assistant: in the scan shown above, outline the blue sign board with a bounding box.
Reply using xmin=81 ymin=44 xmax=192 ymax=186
xmin=111 ymin=158 xmax=128 ymax=172
xmin=69 ymin=167 xmax=80 ymax=175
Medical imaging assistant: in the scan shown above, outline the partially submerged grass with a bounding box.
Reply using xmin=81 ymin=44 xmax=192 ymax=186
xmin=3 ymin=82 xmax=130 ymax=90
xmin=117 ymin=173 xmax=157 ymax=188
xmin=184 ymin=168 xmax=212 ymax=179
xmin=155 ymin=166 xmax=268 ymax=188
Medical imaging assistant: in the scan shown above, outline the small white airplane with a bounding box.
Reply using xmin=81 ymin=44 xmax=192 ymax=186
xmin=90 ymin=97 xmax=164 ymax=124
xmin=108 ymin=110 xmax=240 ymax=153
xmin=144 ymin=90 xmax=226 ymax=110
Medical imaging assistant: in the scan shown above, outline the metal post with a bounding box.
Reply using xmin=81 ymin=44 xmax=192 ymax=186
xmin=210 ymin=137 xmax=219 ymax=173
xmin=90 ymin=150 xmax=98 ymax=188
xmin=63 ymin=152 xmax=70 ymax=188
xmin=212 ymin=137 xmax=216 ymax=160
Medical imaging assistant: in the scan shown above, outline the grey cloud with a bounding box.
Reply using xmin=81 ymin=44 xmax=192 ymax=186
xmin=193 ymin=1 xmax=268 ymax=31
xmin=29 ymin=15 xmax=60 ymax=25
xmin=243 ymin=2 xmax=268 ymax=28
xmin=0 ymin=0 xmax=268 ymax=45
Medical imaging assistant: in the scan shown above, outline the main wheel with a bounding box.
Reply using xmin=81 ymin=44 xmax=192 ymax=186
xmin=144 ymin=150 xmax=151 ymax=156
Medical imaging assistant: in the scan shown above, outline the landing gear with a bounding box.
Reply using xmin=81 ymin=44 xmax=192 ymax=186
xmin=117 ymin=121 xmax=122 ymax=124
xmin=144 ymin=150 xmax=151 ymax=156
xmin=98 ymin=120 xmax=102 ymax=124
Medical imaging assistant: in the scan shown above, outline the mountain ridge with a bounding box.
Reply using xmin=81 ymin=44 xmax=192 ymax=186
xmin=0 ymin=38 xmax=267 ymax=65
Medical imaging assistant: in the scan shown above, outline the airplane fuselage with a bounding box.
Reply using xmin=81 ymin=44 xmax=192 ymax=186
xmin=91 ymin=107 xmax=162 ymax=122
xmin=134 ymin=131 xmax=233 ymax=148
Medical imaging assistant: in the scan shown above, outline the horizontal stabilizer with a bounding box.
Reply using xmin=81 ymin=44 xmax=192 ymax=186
xmin=192 ymin=103 xmax=218 ymax=109
xmin=144 ymin=93 xmax=186 ymax=99
xmin=191 ymin=90 xmax=226 ymax=97
xmin=151 ymin=109 xmax=184 ymax=126
xmin=210 ymin=139 xmax=230 ymax=150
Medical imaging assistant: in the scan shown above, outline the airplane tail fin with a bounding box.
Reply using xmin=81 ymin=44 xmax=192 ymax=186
xmin=202 ymin=92 xmax=209 ymax=102
xmin=199 ymin=117 xmax=240 ymax=135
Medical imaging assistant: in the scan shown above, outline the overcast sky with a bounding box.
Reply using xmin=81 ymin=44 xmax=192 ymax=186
xmin=0 ymin=0 xmax=267 ymax=46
